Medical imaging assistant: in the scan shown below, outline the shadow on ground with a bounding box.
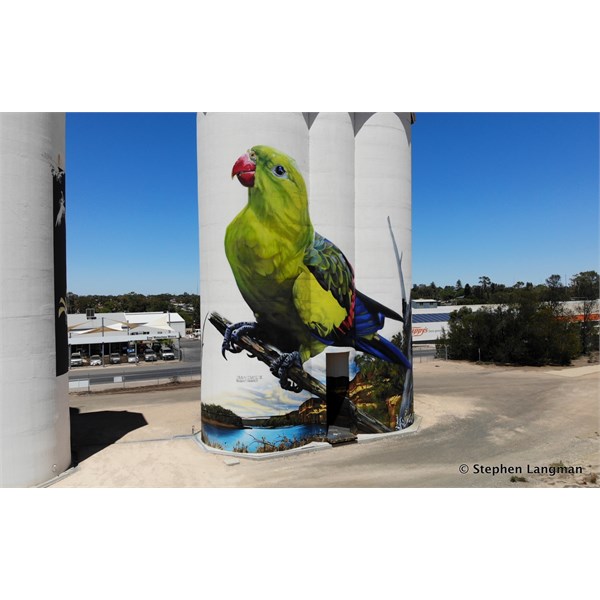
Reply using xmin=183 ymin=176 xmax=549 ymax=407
xmin=69 ymin=407 xmax=148 ymax=465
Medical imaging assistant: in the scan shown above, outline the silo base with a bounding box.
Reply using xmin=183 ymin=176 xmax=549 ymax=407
xmin=193 ymin=415 xmax=421 ymax=460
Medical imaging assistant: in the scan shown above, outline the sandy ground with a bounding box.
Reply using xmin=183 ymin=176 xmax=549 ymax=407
xmin=50 ymin=358 xmax=600 ymax=488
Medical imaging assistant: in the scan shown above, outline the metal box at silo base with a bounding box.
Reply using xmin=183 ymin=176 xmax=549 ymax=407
xmin=197 ymin=112 xmax=414 ymax=455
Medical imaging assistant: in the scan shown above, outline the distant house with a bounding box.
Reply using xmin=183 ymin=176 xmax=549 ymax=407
xmin=411 ymin=298 xmax=438 ymax=309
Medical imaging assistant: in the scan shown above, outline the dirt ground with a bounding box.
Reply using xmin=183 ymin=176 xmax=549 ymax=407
xmin=50 ymin=358 xmax=600 ymax=488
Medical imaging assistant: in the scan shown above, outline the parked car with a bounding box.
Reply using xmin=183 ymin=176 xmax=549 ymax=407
xmin=127 ymin=354 xmax=139 ymax=363
xmin=109 ymin=352 xmax=121 ymax=365
xmin=144 ymin=350 xmax=157 ymax=362
xmin=70 ymin=352 xmax=83 ymax=367
xmin=90 ymin=355 xmax=102 ymax=366
xmin=160 ymin=348 xmax=175 ymax=360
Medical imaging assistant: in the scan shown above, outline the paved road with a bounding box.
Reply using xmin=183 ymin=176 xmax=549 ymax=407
xmin=69 ymin=337 xmax=202 ymax=384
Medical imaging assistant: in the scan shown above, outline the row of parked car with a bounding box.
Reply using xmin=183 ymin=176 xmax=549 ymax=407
xmin=136 ymin=347 xmax=176 ymax=363
xmin=70 ymin=346 xmax=176 ymax=367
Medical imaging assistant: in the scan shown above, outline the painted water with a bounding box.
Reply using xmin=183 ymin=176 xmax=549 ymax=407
xmin=202 ymin=423 xmax=327 ymax=453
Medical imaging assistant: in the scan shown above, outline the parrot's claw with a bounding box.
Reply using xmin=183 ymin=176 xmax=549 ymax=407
xmin=221 ymin=322 xmax=258 ymax=359
xmin=270 ymin=351 xmax=303 ymax=393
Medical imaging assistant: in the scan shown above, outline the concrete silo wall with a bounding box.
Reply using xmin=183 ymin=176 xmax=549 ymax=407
xmin=0 ymin=113 xmax=71 ymax=486
xmin=198 ymin=112 xmax=413 ymax=453
xmin=355 ymin=113 xmax=413 ymax=337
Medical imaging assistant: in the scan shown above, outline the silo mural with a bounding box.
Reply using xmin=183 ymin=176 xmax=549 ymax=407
xmin=0 ymin=113 xmax=71 ymax=486
xmin=197 ymin=112 xmax=413 ymax=453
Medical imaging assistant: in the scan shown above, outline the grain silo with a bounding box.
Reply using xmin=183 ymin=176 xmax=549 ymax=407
xmin=0 ymin=113 xmax=71 ymax=486
xmin=197 ymin=112 xmax=414 ymax=454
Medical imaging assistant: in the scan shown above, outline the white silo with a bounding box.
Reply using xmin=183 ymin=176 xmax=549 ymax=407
xmin=354 ymin=112 xmax=414 ymax=429
xmin=0 ymin=113 xmax=71 ymax=486
xmin=197 ymin=112 xmax=413 ymax=453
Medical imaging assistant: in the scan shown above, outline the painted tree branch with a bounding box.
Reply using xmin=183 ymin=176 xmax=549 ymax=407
xmin=209 ymin=312 xmax=392 ymax=434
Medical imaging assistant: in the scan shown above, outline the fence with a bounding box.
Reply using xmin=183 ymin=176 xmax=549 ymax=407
xmin=412 ymin=344 xmax=444 ymax=363
xmin=68 ymin=373 xmax=201 ymax=394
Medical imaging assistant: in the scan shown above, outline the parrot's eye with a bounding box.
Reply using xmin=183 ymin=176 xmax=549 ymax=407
xmin=272 ymin=165 xmax=288 ymax=178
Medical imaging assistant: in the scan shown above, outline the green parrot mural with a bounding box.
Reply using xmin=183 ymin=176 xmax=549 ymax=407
xmin=222 ymin=145 xmax=411 ymax=394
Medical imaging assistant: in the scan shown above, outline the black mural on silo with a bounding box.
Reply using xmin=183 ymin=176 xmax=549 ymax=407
xmin=52 ymin=165 xmax=68 ymax=377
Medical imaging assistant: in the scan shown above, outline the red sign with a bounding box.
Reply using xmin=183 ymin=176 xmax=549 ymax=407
xmin=412 ymin=327 xmax=428 ymax=337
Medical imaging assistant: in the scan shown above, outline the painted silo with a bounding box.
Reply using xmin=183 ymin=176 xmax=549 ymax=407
xmin=0 ymin=113 xmax=71 ymax=486
xmin=197 ymin=112 xmax=413 ymax=454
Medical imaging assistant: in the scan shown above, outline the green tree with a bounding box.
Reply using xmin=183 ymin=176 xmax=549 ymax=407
xmin=570 ymin=271 xmax=599 ymax=354
xmin=543 ymin=274 xmax=568 ymax=308
xmin=440 ymin=285 xmax=456 ymax=301
xmin=570 ymin=271 xmax=599 ymax=300
xmin=478 ymin=275 xmax=492 ymax=300
xmin=440 ymin=297 xmax=580 ymax=366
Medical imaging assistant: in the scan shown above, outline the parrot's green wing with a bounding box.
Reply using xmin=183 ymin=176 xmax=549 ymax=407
xmin=292 ymin=233 xmax=355 ymax=343
xmin=304 ymin=233 xmax=354 ymax=311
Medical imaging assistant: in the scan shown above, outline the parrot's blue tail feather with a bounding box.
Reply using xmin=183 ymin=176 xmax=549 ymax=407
xmin=349 ymin=292 xmax=411 ymax=368
xmin=355 ymin=335 xmax=412 ymax=370
xmin=354 ymin=293 xmax=397 ymax=337
xmin=356 ymin=291 xmax=402 ymax=323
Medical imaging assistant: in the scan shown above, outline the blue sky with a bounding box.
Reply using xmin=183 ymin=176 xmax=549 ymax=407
xmin=66 ymin=113 xmax=198 ymax=295
xmin=412 ymin=113 xmax=599 ymax=288
xmin=66 ymin=112 xmax=599 ymax=295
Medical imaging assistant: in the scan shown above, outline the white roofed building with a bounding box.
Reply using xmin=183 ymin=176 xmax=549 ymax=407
xmin=67 ymin=311 xmax=186 ymax=347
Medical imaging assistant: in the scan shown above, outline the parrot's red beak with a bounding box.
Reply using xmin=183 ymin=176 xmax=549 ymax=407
xmin=232 ymin=153 xmax=256 ymax=188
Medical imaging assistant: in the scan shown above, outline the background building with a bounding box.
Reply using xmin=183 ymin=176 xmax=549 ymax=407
xmin=67 ymin=311 xmax=186 ymax=359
